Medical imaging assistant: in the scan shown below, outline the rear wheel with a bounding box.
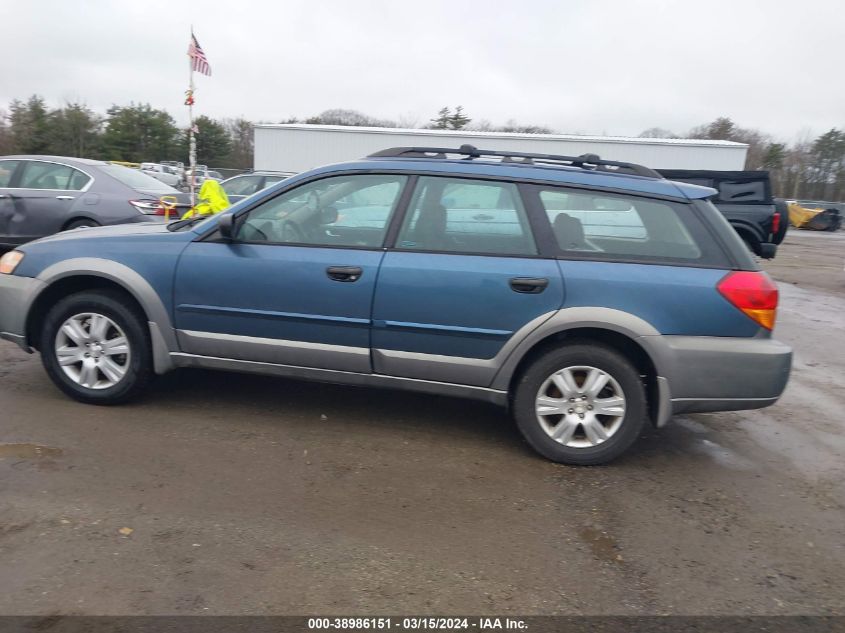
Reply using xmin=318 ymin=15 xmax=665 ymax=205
xmin=40 ymin=290 xmax=153 ymax=404
xmin=512 ymin=342 xmax=647 ymax=465
xmin=64 ymin=219 xmax=100 ymax=231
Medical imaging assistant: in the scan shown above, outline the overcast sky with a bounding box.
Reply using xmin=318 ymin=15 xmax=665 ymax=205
xmin=2 ymin=0 xmax=842 ymax=141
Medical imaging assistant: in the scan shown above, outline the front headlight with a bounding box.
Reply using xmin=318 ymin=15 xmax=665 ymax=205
xmin=0 ymin=250 xmax=24 ymax=275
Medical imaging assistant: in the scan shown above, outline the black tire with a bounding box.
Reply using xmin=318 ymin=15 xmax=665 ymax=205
xmin=512 ymin=341 xmax=647 ymax=465
xmin=65 ymin=219 xmax=100 ymax=231
xmin=773 ymin=199 xmax=789 ymax=245
xmin=40 ymin=290 xmax=153 ymax=405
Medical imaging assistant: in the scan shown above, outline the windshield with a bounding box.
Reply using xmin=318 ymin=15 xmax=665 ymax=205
xmin=100 ymin=164 xmax=178 ymax=193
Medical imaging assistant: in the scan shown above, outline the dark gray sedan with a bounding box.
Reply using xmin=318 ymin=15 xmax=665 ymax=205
xmin=0 ymin=155 xmax=191 ymax=248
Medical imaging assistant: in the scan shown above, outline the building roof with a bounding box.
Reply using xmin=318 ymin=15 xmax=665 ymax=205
xmin=294 ymin=157 xmax=716 ymax=201
xmin=254 ymin=123 xmax=748 ymax=149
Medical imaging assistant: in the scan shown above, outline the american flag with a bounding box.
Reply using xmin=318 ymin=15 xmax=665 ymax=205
xmin=188 ymin=34 xmax=211 ymax=76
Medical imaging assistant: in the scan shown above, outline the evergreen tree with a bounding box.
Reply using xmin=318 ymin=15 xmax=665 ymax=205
xmin=9 ymin=95 xmax=51 ymax=154
xmin=101 ymin=103 xmax=180 ymax=162
xmin=48 ymin=103 xmax=102 ymax=157
xmin=182 ymin=115 xmax=232 ymax=166
xmin=429 ymin=107 xmax=451 ymax=129
xmin=447 ymin=105 xmax=471 ymax=130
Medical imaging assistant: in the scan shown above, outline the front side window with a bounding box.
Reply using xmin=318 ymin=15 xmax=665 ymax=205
xmin=236 ymin=174 xmax=407 ymax=248
xmin=19 ymin=161 xmax=90 ymax=191
xmin=717 ymin=180 xmax=767 ymax=203
xmin=0 ymin=160 xmax=20 ymax=188
xmin=396 ymin=177 xmax=537 ymax=256
xmin=539 ymin=188 xmax=703 ymax=261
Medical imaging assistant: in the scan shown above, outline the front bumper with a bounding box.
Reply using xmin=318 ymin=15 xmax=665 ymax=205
xmin=643 ymin=335 xmax=793 ymax=419
xmin=0 ymin=274 xmax=45 ymax=351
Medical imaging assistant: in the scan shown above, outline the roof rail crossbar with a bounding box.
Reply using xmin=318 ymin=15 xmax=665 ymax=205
xmin=367 ymin=145 xmax=662 ymax=178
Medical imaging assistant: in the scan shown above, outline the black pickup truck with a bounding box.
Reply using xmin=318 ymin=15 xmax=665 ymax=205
xmin=657 ymin=169 xmax=788 ymax=258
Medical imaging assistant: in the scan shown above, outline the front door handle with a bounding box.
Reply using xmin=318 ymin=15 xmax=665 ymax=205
xmin=509 ymin=277 xmax=549 ymax=294
xmin=56 ymin=195 xmax=75 ymax=201
xmin=326 ymin=266 xmax=363 ymax=282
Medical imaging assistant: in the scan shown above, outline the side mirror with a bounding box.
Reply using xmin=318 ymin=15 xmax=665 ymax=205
xmin=218 ymin=213 xmax=235 ymax=240
xmin=758 ymin=243 xmax=777 ymax=259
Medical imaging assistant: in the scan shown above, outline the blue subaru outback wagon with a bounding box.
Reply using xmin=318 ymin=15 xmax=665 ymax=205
xmin=0 ymin=146 xmax=792 ymax=464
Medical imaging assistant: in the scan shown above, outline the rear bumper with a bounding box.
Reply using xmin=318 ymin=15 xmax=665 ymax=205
xmin=0 ymin=274 xmax=45 ymax=351
xmin=643 ymin=335 xmax=792 ymax=420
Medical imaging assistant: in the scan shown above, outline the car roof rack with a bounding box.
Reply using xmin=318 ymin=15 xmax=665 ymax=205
xmin=368 ymin=144 xmax=663 ymax=179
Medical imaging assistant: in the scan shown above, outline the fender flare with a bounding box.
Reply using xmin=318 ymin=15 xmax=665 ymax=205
xmin=34 ymin=258 xmax=177 ymax=373
xmin=490 ymin=306 xmax=663 ymax=391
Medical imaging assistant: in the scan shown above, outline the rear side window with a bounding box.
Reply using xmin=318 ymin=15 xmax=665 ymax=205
xmin=538 ymin=187 xmax=710 ymax=263
xmin=396 ymin=177 xmax=537 ymax=256
xmin=19 ymin=161 xmax=90 ymax=191
xmin=0 ymin=160 xmax=20 ymax=187
xmin=717 ymin=180 xmax=767 ymax=203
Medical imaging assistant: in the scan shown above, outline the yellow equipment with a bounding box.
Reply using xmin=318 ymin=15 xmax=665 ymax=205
xmin=158 ymin=196 xmax=179 ymax=221
xmin=787 ymin=201 xmax=823 ymax=228
xmin=181 ymin=179 xmax=231 ymax=219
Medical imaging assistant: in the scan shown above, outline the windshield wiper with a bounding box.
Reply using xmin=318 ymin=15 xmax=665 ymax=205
xmin=167 ymin=216 xmax=207 ymax=231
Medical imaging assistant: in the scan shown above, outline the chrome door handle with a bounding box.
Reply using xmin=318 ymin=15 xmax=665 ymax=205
xmin=56 ymin=195 xmax=75 ymax=201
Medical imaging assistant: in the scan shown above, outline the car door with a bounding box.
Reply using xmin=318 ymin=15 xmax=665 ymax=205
xmin=371 ymin=176 xmax=564 ymax=387
xmin=0 ymin=159 xmax=24 ymax=245
xmin=3 ymin=160 xmax=91 ymax=243
xmin=172 ymin=173 xmax=410 ymax=372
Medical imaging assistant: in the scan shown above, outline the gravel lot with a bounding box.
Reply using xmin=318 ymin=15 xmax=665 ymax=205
xmin=0 ymin=230 xmax=843 ymax=615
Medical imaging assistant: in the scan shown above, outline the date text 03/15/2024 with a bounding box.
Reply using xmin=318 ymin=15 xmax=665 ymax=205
xmin=307 ymin=617 xmax=528 ymax=630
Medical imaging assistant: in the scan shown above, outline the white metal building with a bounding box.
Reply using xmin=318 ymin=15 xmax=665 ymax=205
xmin=254 ymin=124 xmax=748 ymax=173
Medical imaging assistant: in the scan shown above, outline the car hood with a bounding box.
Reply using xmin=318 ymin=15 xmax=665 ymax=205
xmin=26 ymin=222 xmax=173 ymax=246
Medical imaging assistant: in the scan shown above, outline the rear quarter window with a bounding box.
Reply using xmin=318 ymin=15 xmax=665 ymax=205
xmin=534 ymin=186 xmax=729 ymax=267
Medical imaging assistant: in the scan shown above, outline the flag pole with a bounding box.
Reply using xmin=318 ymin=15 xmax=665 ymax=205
xmin=188 ymin=26 xmax=196 ymax=207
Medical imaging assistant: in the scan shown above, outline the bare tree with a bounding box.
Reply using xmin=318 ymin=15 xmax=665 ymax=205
xmin=639 ymin=127 xmax=677 ymax=138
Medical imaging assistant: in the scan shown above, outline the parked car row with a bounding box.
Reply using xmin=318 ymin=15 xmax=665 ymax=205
xmin=138 ymin=161 xmax=228 ymax=192
xmin=0 ymin=146 xmax=791 ymax=465
xmin=0 ymin=155 xmax=192 ymax=248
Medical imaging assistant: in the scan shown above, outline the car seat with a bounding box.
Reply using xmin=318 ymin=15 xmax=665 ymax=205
xmin=553 ymin=213 xmax=587 ymax=250
xmin=413 ymin=202 xmax=448 ymax=250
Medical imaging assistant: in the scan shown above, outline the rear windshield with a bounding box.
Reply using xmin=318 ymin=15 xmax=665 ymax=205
xmin=100 ymin=164 xmax=177 ymax=193
xmin=536 ymin=187 xmax=725 ymax=265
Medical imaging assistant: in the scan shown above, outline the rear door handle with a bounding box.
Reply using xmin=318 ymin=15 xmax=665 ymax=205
xmin=509 ymin=277 xmax=549 ymax=294
xmin=326 ymin=266 xmax=363 ymax=282
xmin=56 ymin=195 xmax=75 ymax=201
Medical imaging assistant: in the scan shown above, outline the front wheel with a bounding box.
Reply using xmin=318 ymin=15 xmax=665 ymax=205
xmin=512 ymin=342 xmax=647 ymax=465
xmin=40 ymin=290 xmax=153 ymax=404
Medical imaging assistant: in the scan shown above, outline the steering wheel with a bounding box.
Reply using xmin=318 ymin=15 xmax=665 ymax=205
xmin=281 ymin=221 xmax=305 ymax=243
xmin=307 ymin=191 xmax=320 ymax=212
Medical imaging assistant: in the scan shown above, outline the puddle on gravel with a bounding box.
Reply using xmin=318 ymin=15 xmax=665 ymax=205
xmin=578 ymin=526 xmax=622 ymax=564
xmin=0 ymin=444 xmax=63 ymax=459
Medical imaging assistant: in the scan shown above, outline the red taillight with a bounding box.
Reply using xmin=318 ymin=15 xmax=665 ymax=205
xmin=129 ymin=199 xmax=175 ymax=217
xmin=771 ymin=211 xmax=781 ymax=236
xmin=717 ymin=271 xmax=779 ymax=330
